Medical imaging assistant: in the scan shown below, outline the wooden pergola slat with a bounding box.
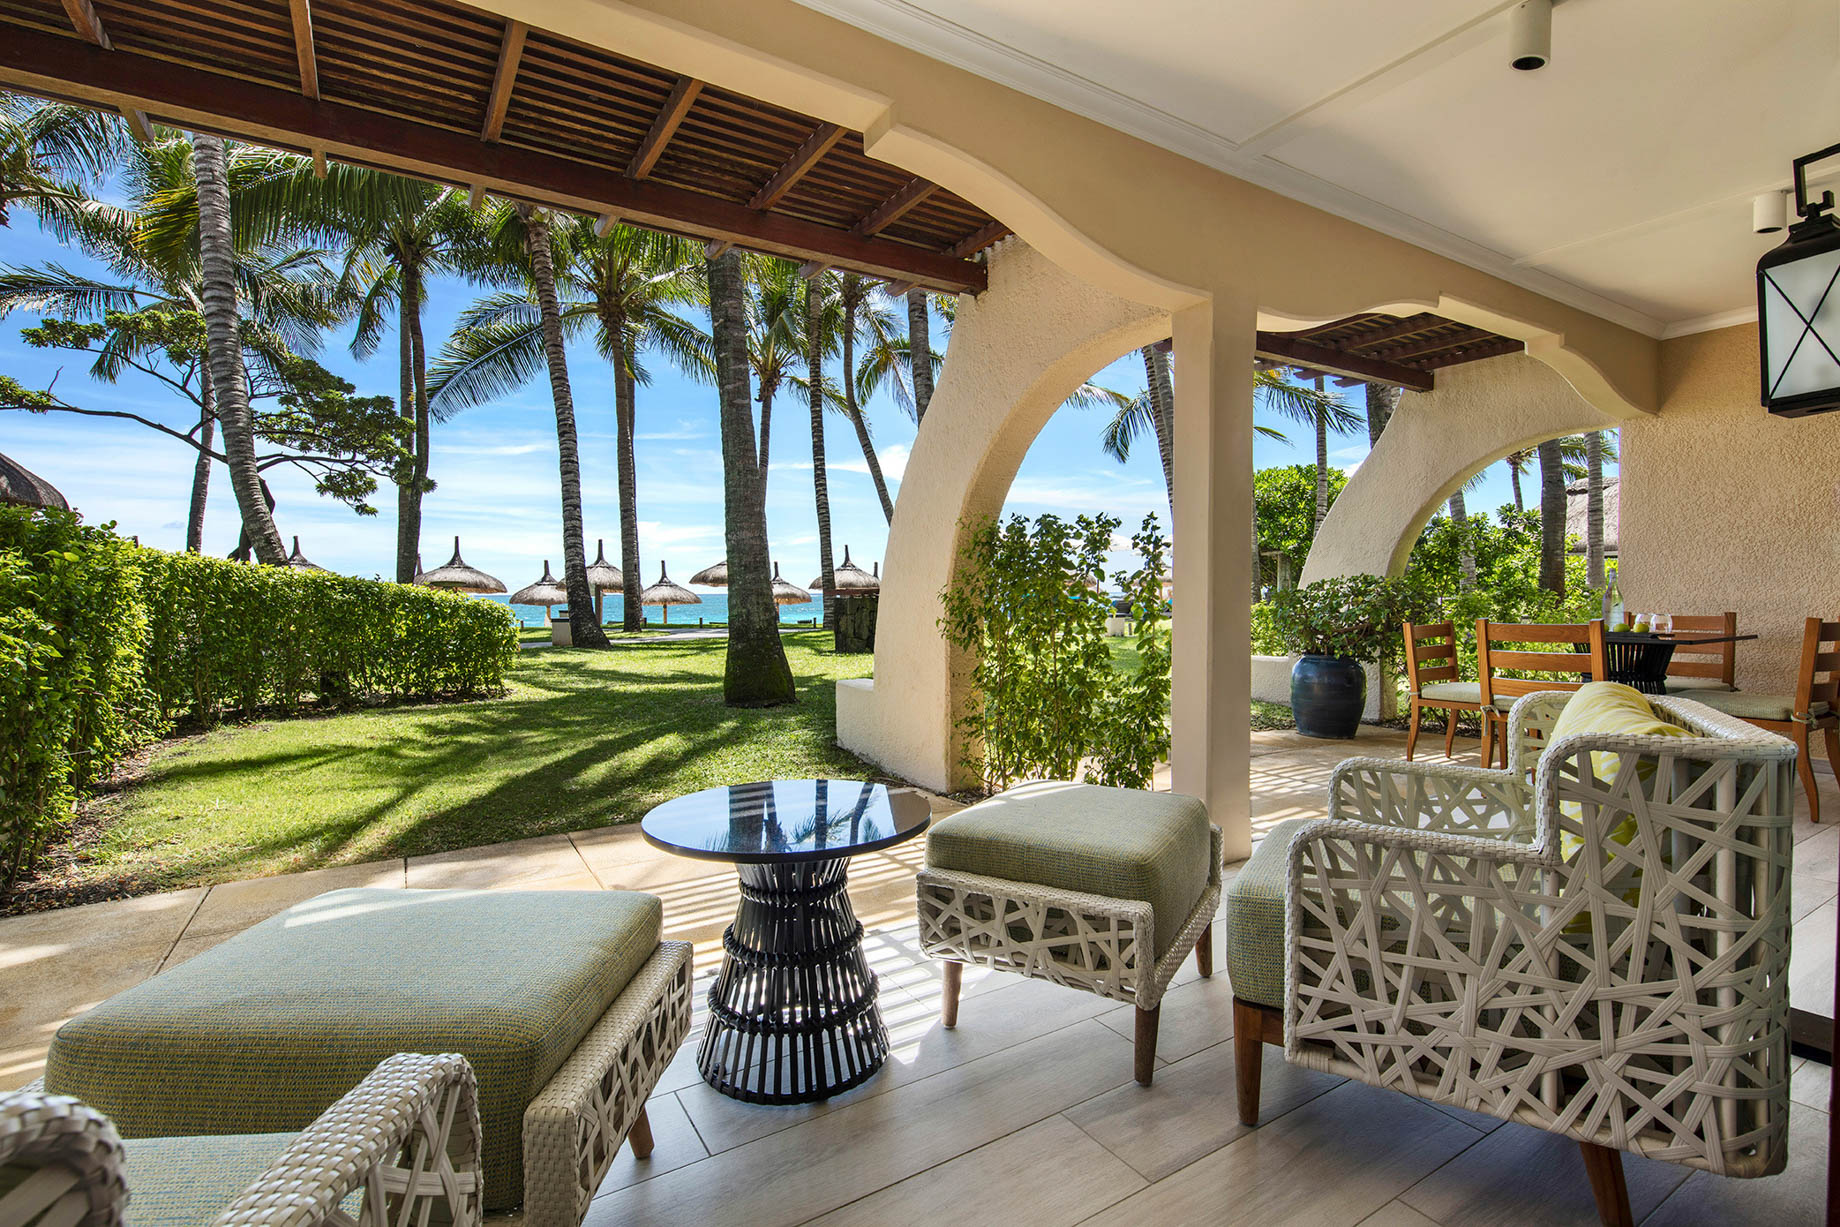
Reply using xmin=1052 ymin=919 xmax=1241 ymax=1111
xmin=480 ymin=19 xmax=527 ymax=142
xmin=0 ymin=25 xmax=987 ymax=293
xmin=851 ymin=177 xmax=938 ymax=237
xmin=287 ymin=0 xmax=319 ymax=101
xmin=627 ymin=75 xmax=702 ymax=180
xmin=1254 ymin=332 xmax=1434 ymax=392
xmin=746 ymin=122 xmax=844 ymax=211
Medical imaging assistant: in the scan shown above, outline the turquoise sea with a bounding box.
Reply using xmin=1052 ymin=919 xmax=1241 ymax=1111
xmin=483 ymin=592 xmax=825 ymax=629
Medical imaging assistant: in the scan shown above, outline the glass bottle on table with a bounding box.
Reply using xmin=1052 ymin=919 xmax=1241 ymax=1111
xmin=1602 ymin=576 xmax=1624 ymax=629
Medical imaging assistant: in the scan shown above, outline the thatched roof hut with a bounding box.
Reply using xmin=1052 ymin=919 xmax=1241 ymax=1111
xmin=771 ymin=562 xmax=812 ymax=606
xmin=585 ymin=538 xmax=622 ymax=592
xmin=418 ymin=536 xmax=505 ymax=594
xmin=511 ymin=560 xmax=568 ymax=607
xmin=284 ymin=536 xmax=328 ymax=572
xmin=0 ymin=452 xmax=69 ymax=510
xmin=639 ymin=561 xmax=701 ymax=624
xmin=689 ymin=558 xmax=728 ymax=587
xmin=812 ymin=544 xmax=879 ymax=593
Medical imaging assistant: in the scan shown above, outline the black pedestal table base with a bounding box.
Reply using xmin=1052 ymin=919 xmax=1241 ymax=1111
xmin=698 ymin=857 xmax=888 ymax=1104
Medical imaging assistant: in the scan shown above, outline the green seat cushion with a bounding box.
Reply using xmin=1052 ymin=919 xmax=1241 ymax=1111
xmin=926 ymin=783 xmax=1213 ymax=958
xmin=1417 ymin=681 xmax=1481 ymax=703
xmin=121 ymin=1133 xmax=296 ymax=1227
xmin=1689 ymin=690 xmax=1826 ymax=723
xmin=47 ymin=888 xmax=661 ymax=1211
xmin=1663 ymin=676 xmax=1735 ymax=694
xmin=1224 ymin=818 xmax=1314 ymax=1009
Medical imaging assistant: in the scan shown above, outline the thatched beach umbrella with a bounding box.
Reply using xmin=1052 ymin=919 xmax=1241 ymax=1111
xmin=811 ymin=544 xmax=879 ymax=593
xmin=284 ymin=536 xmax=328 ymax=572
xmin=418 ymin=536 xmax=504 ymax=594
xmin=639 ymin=561 xmax=701 ymax=625
xmin=0 ymin=451 xmax=68 ymax=510
xmin=511 ymin=560 xmax=568 ymax=622
xmin=771 ymin=562 xmax=811 ymax=607
xmin=585 ymin=538 xmax=623 ymax=623
xmin=688 ymin=558 xmax=728 ymax=587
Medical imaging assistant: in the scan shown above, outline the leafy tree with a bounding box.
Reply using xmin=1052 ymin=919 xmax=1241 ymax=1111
xmin=0 ymin=310 xmax=407 ymax=519
xmin=744 ymin=257 xmax=802 ymax=505
xmin=1254 ymin=464 xmax=1348 ymax=592
xmin=0 ymin=94 xmax=130 ymax=232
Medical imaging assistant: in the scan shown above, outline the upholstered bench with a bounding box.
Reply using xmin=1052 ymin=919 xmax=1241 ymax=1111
xmin=915 ymin=781 xmax=1222 ymax=1085
xmin=43 ymin=888 xmax=693 ymax=1227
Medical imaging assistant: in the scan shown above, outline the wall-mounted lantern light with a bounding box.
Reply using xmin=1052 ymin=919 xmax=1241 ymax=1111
xmin=1758 ymin=142 xmax=1840 ymax=417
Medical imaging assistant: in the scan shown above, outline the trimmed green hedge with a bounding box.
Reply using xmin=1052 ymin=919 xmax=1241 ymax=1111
xmin=0 ymin=507 xmax=517 ymax=891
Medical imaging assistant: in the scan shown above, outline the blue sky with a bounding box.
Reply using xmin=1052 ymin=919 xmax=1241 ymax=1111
xmin=0 ymin=207 xmax=1554 ymax=588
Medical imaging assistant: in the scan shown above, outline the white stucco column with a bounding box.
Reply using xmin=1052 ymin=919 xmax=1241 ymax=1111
xmin=1301 ymin=354 xmax=1620 ymax=584
xmin=1170 ymin=295 xmax=1256 ymax=859
xmin=836 ymin=241 xmax=1167 ymax=790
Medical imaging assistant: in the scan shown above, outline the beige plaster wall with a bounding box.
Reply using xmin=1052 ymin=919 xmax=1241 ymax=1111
xmin=1303 ymin=354 xmax=1618 ymax=584
xmin=1620 ymin=325 xmax=1840 ymax=696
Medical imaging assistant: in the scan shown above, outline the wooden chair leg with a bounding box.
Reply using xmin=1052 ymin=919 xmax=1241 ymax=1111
xmin=1232 ymin=998 xmax=1265 ymax=1126
xmin=1481 ymin=714 xmax=1495 ymax=769
xmin=941 ymin=960 xmax=962 ymax=1028
xmin=1406 ymin=702 xmax=1422 ymax=760
xmin=1579 ymin=1141 xmax=1634 ymax=1227
xmin=626 ymin=1105 xmax=655 ymax=1160
xmin=1134 ymin=1006 xmax=1159 ymax=1086
xmin=1195 ymin=921 xmax=1214 ymax=978
xmin=1443 ymin=707 xmax=1459 ymax=758
xmin=1795 ymin=724 xmax=1821 ymax=824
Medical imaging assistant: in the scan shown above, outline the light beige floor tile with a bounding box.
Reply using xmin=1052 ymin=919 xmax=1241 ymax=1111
xmin=184 ymin=861 xmax=404 ymax=939
xmin=1398 ymin=1117 xmax=1690 ymax=1226
xmin=1791 ymin=873 xmax=1839 ymax=925
xmin=591 ymin=1092 xmax=709 ymax=1196
xmin=1065 ymin=1042 xmax=1344 ymax=1182
xmin=1791 ymin=900 xmax=1836 ymax=1020
xmin=1075 ymin=1082 xmax=1478 ymax=1227
xmin=585 ymin=1019 xmax=1136 ymax=1227
xmin=1791 ymin=1056 xmax=1831 ymax=1113
xmin=1797 ymin=823 xmax=1840 ymax=882
xmin=1356 ymin=1203 xmax=1443 ymax=1227
xmin=802 ymin=1115 xmax=1144 ymax=1227
xmin=404 ymin=833 xmax=587 ymax=889
xmin=1094 ymin=971 xmax=1236 ymax=1065
xmin=1642 ymin=1102 xmax=1828 ymax=1226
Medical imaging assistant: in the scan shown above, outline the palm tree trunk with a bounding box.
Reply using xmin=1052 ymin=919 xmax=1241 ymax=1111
xmin=907 ymin=289 xmax=933 ymax=423
xmin=1509 ymin=458 xmax=1525 ymax=512
xmin=392 ymin=274 xmax=420 ymax=582
xmin=708 ymin=250 xmax=794 ymax=706
xmin=407 ymin=273 xmax=432 ymax=580
xmin=808 ymin=277 xmax=836 ymax=630
xmin=757 ymin=384 xmax=773 ymax=503
xmin=1251 ymin=494 xmax=1262 ymax=605
xmin=1585 ymin=430 xmax=1605 ymax=588
xmin=186 ymin=372 xmax=214 ymax=553
xmin=193 ymin=133 xmax=284 ymax=565
xmin=1139 ymin=344 xmax=1176 ymax=518
xmin=521 ymin=204 xmax=608 ymax=649
xmin=1365 ymin=383 xmax=1397 ymax=447
xmin=843 ymin=296 xmax=894 ymax=523
xmin=1313 ymin=406 xmax=1330 ymax=530
xmin=1449 ymin=489 xmax=1476 ymax=590
xmin=609 ymin=312 xmax=643 ymax=632
xmin=1537 ymin=438 xmax=1566 ymax=597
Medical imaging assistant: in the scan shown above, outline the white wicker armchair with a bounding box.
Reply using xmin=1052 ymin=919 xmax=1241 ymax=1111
xmin=1228 ymin=691 xmax=1797 ymax=1227
xmin=0 ymin=1053 xmax=482 ymax=1227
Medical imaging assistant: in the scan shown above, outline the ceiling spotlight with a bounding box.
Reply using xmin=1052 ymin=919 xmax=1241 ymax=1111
xmin=1753 ymin=190 xmax=1791 ymax=235
xmin=1510 ymin=0 xmax=1552 ymax=71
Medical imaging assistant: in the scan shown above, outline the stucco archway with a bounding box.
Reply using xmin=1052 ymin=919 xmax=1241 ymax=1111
xmin=839 ymin=240 xmax=1170 ymax=790
xmin=1300 ymin=354 xmax=1618 ymax=585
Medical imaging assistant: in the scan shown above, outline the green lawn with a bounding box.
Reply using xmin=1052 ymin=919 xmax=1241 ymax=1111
xmin=53 ymin=632 xmax=874 ymax=899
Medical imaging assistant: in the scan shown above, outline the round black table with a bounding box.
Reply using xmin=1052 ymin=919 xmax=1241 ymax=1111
xmin=640 ymin=779 xmax=930 ymax=1105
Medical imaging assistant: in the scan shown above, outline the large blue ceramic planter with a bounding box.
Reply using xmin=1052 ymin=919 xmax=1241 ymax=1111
xmin=1290 ymin=654 xmax=1365 ymax=739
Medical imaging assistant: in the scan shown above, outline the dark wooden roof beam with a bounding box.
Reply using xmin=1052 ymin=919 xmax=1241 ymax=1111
xmin=1254 ymin=332 xmax=1434 ymax=392
xmin=0 ymin=30 xmax=986 ymax=293
xmin=55 ymin=0 xmax=151 ymax=143
xmin=287 ymin=0 xmax=320 ymax=101
xmin=1413 ymin=337 xmax=1525 ymax=370
xmin=480 ymin=19 xmax=527 ymax=143
xmin=626 ymin=76 xmax=701 ymax=179
xmin=594 ymin=212 xmax=618 ymax=237
xmin=946 ymin=219 xmax=1010 ymax=259
xmin=1364 ymin=334 xmax=1478 ymax=363
xmin=746 ymin=122 xmax=844 ymax=211
xmin=1320 ymin=314 xmax=1439 ymax=349
xmin=851 ymin=177 xmax=937 ymax=237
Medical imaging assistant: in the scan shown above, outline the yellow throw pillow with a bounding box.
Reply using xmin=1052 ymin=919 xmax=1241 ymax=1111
xmin=1547 ymin=681 xmax=1697 ymax=877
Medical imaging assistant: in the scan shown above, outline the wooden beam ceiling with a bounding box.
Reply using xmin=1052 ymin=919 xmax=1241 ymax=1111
xmin=747 ymin=122 xmax=845 ymax=211
xmin=1253 ymin=332 xmax=1434 ymax=392
xmin=0 ymin=28 xmax=986 ymax=294
xmin=627 ymin=76 xmax=701 ymax=180
xmin=53 ymin=0 xmax=152 ymax=144
xmin=851 ymin=177 xmax=938 ymax=237
xmin=480 ymin=20 xmax=527 ymax=143
xmin=287 ymin=0 xmax=319 ymax=102
xmin=947 ymin=220 xmax=1011 ymax=259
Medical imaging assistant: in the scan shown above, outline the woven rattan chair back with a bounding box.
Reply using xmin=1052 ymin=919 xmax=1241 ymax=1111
xmin=1666 ymin=611 xmax=1739 ymax=686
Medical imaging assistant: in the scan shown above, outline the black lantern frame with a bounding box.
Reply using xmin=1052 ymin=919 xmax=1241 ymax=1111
xmin=1757 ymin=141 xmax=1840 ymax=417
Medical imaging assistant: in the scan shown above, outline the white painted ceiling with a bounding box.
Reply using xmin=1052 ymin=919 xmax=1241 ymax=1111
xmin=793 ymin=0 xmax=1840 ymax=337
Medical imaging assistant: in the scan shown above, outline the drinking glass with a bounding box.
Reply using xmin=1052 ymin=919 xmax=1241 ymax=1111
xmin=1652 ymin=613 xmax=1672 ymax=635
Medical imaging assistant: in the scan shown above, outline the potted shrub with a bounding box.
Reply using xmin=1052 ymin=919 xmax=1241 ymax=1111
xmin=1271 ymin=574 xmax=1436 ymax=738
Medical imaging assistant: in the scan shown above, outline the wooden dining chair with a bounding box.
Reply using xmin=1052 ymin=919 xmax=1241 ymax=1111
xmin=1476 ymin=618 xmax=1609 ymax=768
xmin=1402 ymin=621 xmax=1482 ymax=760
xmin=1692 ymin=616 xmax=1840 ymax=823
xmin=1664 ymin=611 xmax=1740 ymax=695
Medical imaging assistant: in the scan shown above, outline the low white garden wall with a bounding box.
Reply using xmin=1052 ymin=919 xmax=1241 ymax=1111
xmin=1251 ymin=655 xmax=1382 ymax=721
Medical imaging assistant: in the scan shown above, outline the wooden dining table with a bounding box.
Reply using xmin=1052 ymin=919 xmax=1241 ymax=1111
xmin=1599 ymin=629 xmax=1758 ymax=694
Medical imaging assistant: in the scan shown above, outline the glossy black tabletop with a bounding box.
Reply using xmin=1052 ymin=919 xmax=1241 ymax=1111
xmin=640 ymin=779 xmax=931 ymax=864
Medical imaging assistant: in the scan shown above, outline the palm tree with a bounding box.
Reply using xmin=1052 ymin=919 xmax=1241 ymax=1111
xmin=430 ymin=217 xmax=705 ymax=630
xmin=1537 ymin=437 xmax=1567 ymax=596
xmin=1 ymin=129 xmax=336 ymax=551
xmin=1365 ymin=384 xmax=1398 ymax=446
xmin=191 ymin=133 xmax=284 ymax=564
xmin=806 ymin=272 xmax=837 ymax=629
xmin=1585 ymin=430 xmax=1607 ymax=588
xmin=708 ymin=249 xmax=794 ymax=705
xmin=834 ymin=273 xmax=898 ymax=521
xmin=0 ymin=93 xmax=130 ymax=231
xmin=906 ymin=289 xmax=934 ymax=423
xmin=745 ymin=258 xmax=801 ymax=504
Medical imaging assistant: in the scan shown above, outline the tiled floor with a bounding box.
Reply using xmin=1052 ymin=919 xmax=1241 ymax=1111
xmin=2 ymin=725 xmax=1833 ymax=1225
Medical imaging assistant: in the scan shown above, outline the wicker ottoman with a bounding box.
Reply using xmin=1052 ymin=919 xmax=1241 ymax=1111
xmin=916 ymin=782 xmax=1222 ymax=1085
xmin=43 ymin=888 xmax=692 ymax=1227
